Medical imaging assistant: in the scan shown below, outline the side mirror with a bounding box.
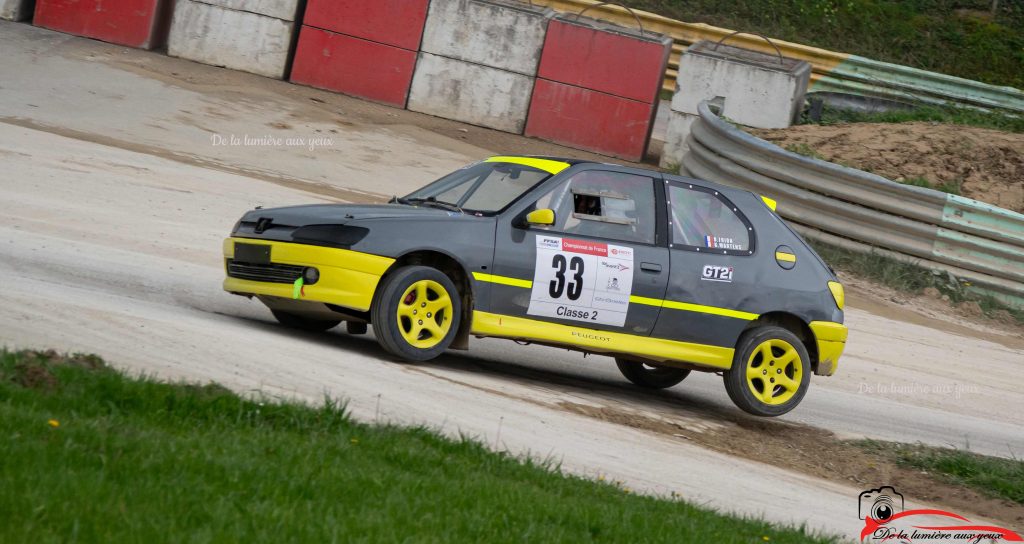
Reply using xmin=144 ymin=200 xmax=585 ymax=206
xmin=525 ymin=208 xmax=555 ymax=226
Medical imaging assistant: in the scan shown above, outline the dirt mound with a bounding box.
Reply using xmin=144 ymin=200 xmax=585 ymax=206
xmin=751 ymin=122 xmax=1024 ymax=213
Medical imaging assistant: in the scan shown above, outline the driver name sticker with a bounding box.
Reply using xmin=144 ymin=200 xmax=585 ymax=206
xmin=704 ymin=235 xmax=743 ymax=251
xmin=527 ymin=235 xmax=634 ymax=327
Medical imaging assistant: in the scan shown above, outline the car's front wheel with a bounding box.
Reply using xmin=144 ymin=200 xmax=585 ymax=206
xmin=271 ymin=310 xmax=341 ymax=332
xmin=615 ymin=358 xmax=691 ymax=389
xmin=724 ymin=326 xmax=810 ymax=417
xmin=371 ymin=266 xmax=461 ymax=362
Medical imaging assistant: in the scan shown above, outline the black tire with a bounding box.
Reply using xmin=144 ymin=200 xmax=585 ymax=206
xmin=371 ymin=266 xmax=462 ymax=362
xmin=345 ymin=321 xmax=368 ymax=335
xmin=615 ymin=358 xmax=691 ymax=389
xmin=724 ymin=326 xmax=811 ymax=417
xmin=271 ymin=310 xmax=341 ymax=332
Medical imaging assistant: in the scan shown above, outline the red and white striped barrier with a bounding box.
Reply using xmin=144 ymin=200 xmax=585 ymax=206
xmin=34 ymin=0 xmax=172 ymax=49
xmin=526 ymin=14 xmax=672 ymax=160
xmin=290 ymin=0 xmax=430 ymax=108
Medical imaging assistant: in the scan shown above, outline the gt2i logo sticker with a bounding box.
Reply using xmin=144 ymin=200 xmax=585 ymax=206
xmin=528 ymin=235 xmax=634 ymax=327
xmin=701 ymin=265 xmax=734 ymax=283
xmin=858 ymin=485 xmax=1021 ymax=543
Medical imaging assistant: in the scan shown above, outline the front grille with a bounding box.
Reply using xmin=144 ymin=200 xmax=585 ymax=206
xmin=227 ymin=259 xmax=304 ymax=284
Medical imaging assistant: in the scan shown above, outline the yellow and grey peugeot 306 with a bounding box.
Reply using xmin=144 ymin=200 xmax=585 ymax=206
xmin=223 ymin=156 xmax=847 ymax=416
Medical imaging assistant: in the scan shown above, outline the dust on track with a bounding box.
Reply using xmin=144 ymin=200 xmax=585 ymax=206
xmin=0 ymin=116 xmax=385 ymax=204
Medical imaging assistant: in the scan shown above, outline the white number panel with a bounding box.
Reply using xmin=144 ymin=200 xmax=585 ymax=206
xmin=527 ymin=235 xmax=634 ymax=327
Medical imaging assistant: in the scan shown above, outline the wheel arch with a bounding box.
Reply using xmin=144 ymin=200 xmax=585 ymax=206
xmin=376 ymin=249 xmax=475 ymax=350
xmin=742 ymin=312 xmax=818 ymax=373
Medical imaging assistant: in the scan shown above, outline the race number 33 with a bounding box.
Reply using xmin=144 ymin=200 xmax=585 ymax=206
xmin=528 ymin=235 xmax=634 ymax=327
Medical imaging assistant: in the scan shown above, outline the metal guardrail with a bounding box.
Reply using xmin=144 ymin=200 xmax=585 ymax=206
xmin=532 ymin=0 xmax=1024 ymax=113
xmin=680 ymin=101 xmax=1024 ymax=308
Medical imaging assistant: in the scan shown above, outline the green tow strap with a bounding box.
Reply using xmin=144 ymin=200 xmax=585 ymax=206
xmin=292 ymin=277 xmax=304 ymax=300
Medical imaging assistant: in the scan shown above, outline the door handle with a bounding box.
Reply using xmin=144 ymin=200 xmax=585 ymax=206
xmin=640 ymin=262 xmax=662 ymax=273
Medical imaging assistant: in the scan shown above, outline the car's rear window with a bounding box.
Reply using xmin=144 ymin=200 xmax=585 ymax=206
xmin=669 ymin=184 xmax=753 ymax=254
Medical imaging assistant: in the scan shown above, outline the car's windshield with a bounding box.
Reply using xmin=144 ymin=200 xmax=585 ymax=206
xmin=402 ymin=161 xmax=552 ymax=214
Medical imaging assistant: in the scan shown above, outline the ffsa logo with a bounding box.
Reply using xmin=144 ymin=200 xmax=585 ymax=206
xmin=701 ymin=265 xmax=733 ymax=282
xmin=539 ymin=237 xmax=560 ymax=249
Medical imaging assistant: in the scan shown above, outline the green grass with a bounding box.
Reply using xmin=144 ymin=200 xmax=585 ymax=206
xmin=807 ymin=238 xmax=1024 ymax=325
xmin=0 ymin=350 xmax=838 ymax=544
xmin=805 ymin=103 xmax=1024 ymax=133
xmin=901 ymin=175 xmax=963 ymax=195
xmin=620 ymin=0 xmax=1024 ymax=90
xmin=785 ymin=143 xmax=825 ymax=160
xmin=858 ymin=440 xmax=1024 ymax=505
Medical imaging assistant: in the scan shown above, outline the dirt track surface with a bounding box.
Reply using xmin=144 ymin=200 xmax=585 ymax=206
xmin=753 ymin=122 xmax=1024 ymax=212
xmin=2 ymin=22 xmax=1022 ymax=538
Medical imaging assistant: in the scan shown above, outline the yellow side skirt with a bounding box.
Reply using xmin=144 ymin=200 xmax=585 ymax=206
xmin=470 ymin=311 xmax=734 ymax=370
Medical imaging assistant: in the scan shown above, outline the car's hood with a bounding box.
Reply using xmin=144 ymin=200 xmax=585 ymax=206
xmin=239 ymin=204 xmax=456 ymax=227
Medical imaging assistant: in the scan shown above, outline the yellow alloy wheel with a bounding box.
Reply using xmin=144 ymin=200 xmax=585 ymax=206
xmin=395 ymin=279 xmax=453 ymax=349
xmin=745 ymin=338 xmax=803 ymax=406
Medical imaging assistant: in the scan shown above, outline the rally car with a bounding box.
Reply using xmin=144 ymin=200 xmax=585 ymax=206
xmin=223 ymin=156 xmax=847 ymax=416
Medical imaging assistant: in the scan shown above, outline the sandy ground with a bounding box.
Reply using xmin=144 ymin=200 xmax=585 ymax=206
xmin=753 ymin=122 xmax=1024 ymax=213
xmin=1 ymin=21 xmax=1022 ymax=538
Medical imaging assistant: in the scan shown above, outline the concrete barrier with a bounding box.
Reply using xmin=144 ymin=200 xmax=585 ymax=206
xmin=1 ymin=0 xmax=34 ymax=21
xmin=303 ymin=0 xmax=429 ymax=51
xmin=661 ymin=110 xmax=698 ymax=169
xmin=420 ymin=0 xmax=552 ymax=77
xmin=407 ymin=52 xmax=535 ymax=134
xmin=525 ymin=13 xmax=671 ymax=160
xmin=527 ymin=79 xmax=657 ymax=159
xmin=291 ymin=0 xmax=430 ymax=108
xmin=167 ymin=0 xmax=299 ymax=79
xmin=34 ymin=0 xmax=172 ymax=49
xmin=673 ymin=40 xmax=811 ymax=128
xmin=291 ymin=27 xmax=419 ymax=107
xmin=408 ymin=0 xmax=553 ymax=133
xmin=661 ymin=39 xmax=810 ymax=167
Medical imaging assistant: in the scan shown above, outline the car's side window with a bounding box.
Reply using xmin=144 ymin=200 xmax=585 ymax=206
xmin=532 ymin=170 xmax=656 ymax=244
xmin=669 ymin=183 xmax=753 ymax=254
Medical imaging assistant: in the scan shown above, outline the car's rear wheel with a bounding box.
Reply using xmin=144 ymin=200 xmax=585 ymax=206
xmin=724 ymin=326 xmax=810 ymax=417
xmin=615 ymin=358 xmax=690 ymax=389
xmin=371 ymin=266 xmax=461 ymax=362
xmin=271 ymin=310 xmax=341 ymax=332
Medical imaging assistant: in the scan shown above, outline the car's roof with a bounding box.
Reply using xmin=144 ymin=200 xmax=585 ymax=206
xmin=500 ymin=155 xmax=749 ymax=199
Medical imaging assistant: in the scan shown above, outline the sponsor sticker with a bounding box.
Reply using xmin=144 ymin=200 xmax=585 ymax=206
xmin=527 ymin=235 xmax=634 ymax=327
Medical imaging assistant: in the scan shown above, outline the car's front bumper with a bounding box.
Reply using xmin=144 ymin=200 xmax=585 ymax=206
xmin=222 ymin=237 xmax=395 ymax=312
xmin=808 ymin=321 xmax=848 ymax=376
